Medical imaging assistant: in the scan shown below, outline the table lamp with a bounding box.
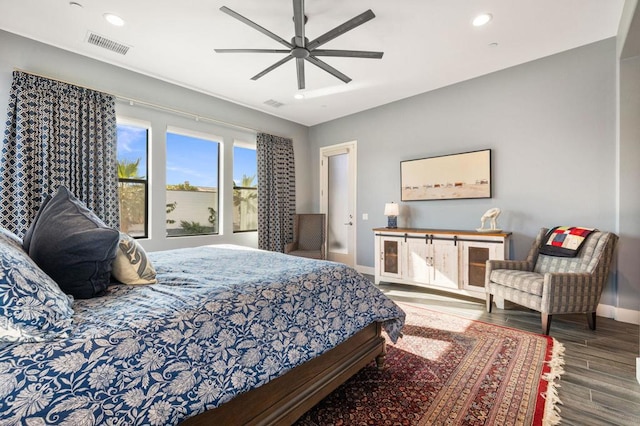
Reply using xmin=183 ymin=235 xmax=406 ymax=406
xmin=384 ymin=202 xmax=399 ymax=228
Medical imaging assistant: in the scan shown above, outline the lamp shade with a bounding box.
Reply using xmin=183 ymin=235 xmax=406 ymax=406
xmin=384 ymin=202 xmax=399 ymax=216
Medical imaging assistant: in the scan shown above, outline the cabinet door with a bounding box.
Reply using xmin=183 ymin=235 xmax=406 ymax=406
xmin=431 ymin=239 xmax=459 ymax=289
xmin=405 ymin=238 xmax=430 ymax=284
xmin=379 ymin=237 xmax=402 ymax=279
xmin=461 ymin=241 xmax=505 ymax=290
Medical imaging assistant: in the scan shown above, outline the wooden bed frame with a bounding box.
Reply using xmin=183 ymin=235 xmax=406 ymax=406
xmin=181 ymin=321 xmax=386 ymax=425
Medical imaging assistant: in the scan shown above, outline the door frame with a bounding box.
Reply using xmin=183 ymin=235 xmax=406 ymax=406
xmin=319 ymin=140 xmax=357 ymax=267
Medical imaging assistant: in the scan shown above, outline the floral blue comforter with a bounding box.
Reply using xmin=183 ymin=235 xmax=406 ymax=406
xmin=0 ymin=245 xmax=404 ymax=425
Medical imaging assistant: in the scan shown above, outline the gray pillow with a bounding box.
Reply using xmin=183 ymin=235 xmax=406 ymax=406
xmin=22 ymin=193 xmax=52 ymax=253
xmin=28 ymin=186 xmax=119 ymax=299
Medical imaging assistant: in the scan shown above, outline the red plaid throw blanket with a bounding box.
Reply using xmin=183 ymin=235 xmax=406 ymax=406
xmin=539 ymin=226 xmax=596 ymax=257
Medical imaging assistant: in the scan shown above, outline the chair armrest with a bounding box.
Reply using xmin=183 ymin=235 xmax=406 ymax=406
xmin=485 ymin=260 xmax=533 ymax=291
xmin=487 ymin=259 xmax=533 ymax=271
xmin=542 ymin=272 xmax=601 ymax=314
xmin=284 ymin=242 xmax=297 ymax=254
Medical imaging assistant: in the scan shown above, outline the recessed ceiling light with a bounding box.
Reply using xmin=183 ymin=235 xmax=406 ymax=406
xmin=472 ymin=13 xmax=492 ymax=27
xmin=294 ymin=93 xmax=305 ymax=100
xmin=69 ymin=1 xmax=83 ymax=8
xmin=103 ymin=13 xmax=125 ymax=27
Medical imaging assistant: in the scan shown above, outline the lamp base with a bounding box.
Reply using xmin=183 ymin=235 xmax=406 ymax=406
xmin=387 ymin=216 xmax=397 ymax=228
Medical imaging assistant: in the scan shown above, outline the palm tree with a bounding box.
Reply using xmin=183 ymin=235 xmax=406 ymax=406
xmin=118 ymin=158 xmax=141 ymax=180
xmin=117 ymin=159 xmax=145 ymax=234
xmin=233 ymin=174 xmax=257 ymax=231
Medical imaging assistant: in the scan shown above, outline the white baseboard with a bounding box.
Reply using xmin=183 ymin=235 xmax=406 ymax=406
xmin=596 ymin=304 xmax=640 ymax=325
xmin=355 ymin=265 xmax=375 ymax=276
xmin=637 ymin=358 xmax=640 ymax=385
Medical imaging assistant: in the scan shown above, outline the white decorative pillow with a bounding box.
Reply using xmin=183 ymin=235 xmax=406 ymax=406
xmin=112 ymin=233 xmax=157 ymax=285
xmin=0 ymin=228 xmax=74 ymax=344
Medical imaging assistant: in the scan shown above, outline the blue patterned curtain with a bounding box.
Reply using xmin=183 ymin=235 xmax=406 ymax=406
xmin=257 ymin=132 xmax=295 ymax=252
xmin=0 ymin=71 xmax=119 ymax=236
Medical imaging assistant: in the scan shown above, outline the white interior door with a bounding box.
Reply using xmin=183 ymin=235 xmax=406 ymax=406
xmin=320 ymin=141 xmax=356 ymax=266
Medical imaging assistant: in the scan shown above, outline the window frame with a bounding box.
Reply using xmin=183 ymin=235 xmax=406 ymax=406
xmin=232 ymin=140 xmax=258 ymax=233
xmin=165 ymin=126 xmax=222 ymax=237
xmin=116 ymin=117 xmax=151 ymax=239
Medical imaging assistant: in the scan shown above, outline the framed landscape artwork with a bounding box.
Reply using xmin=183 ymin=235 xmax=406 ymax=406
xmin=401 ymin=149 xmax=492 ymax=201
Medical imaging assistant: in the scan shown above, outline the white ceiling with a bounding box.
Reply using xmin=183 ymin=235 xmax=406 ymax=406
xmin=0 ymin=0 xmax=626 ymax=126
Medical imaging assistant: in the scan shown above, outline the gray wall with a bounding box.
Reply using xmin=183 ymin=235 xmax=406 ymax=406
xmin=309 ymin=38 xmax=620 ymax=306
xmin=619 ymin=55 xmax=640 ymax=313
xmin=0 ymin=30 xmax=310 ymax=252
xmin=618 ymin=0 xmax=640 ymax=314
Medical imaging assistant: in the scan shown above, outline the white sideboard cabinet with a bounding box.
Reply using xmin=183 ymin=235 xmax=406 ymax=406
xmin=373 ymin=228 xmax=511 ymax=299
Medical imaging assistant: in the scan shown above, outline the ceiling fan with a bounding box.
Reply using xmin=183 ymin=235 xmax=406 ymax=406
xmin=214 ymin=0 xmax=383 ymax=90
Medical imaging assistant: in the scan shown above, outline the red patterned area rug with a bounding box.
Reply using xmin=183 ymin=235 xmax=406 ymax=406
xmin=296 ymin=302 xmax=564 ymax=426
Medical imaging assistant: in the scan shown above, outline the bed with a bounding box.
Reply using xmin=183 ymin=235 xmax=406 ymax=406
xmin=0 ymin=241 xmax=405 ymax=425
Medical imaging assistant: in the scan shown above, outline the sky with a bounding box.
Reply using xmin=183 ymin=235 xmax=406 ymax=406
xmin=116 ymin=124 xmax=257 ymax=188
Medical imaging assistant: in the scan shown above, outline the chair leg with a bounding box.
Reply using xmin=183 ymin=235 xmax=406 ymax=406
xmin=486 ymin=294 xmax=493 ymax=313
xmin=541 ymin=313 xmax=552 ymax=335
xmin=587 ymin=312 xmax=597 ymax=330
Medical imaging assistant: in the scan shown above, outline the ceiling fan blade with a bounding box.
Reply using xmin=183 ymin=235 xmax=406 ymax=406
xmin=311 ymin=49 xmax=383 ymax=59
xmin=305 ymin=56 xmax=351 ymax=84
xmin=251 ymin=55 xmax=294 ymax=81
xmin=215 ymin=49 xmax=291 ymax=54
xmin=292 ymin=0 xmax=305 ymax=47
xmin=220 ymin=6 xmax=293 ymax=49
xmin=296 ymin=57 xmax=305 ymax=89
xmin=306 ymin=9 xmax=375 ymax=51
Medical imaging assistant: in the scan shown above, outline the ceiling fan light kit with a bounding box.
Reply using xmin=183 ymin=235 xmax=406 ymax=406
xmin=214 ymin=0 xmax=383 ymax=90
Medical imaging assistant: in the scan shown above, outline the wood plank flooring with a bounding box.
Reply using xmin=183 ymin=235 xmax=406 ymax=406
xmin=374 ymin=281 xmax=640 ymax=426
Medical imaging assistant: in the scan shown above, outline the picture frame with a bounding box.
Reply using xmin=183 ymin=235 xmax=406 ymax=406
xmin=400 ymin=149 xmax=492 ymax=201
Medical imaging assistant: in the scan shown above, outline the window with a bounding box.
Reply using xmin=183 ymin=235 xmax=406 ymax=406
xmin=166 ymin=129 xmax=220 ymax=237
xmin=233 ymin=143 xmax=257 ymax=232
xmin=116 ymin=121 xmax=149 ymax=238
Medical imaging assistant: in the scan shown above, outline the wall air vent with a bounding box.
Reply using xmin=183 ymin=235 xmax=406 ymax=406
xmin=264 ymin=99 xmax=284 ymax=108
xmin=86 ymin=31 xmax=130 ymax=55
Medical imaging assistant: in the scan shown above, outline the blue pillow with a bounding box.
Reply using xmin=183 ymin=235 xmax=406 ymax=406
xmin=0 ymin=228 xmax=74 ymax=343
xmin=22 ymin=193 xmax=52 ymax=253
xmin=28 ymin=186 xmax=119 ymax=299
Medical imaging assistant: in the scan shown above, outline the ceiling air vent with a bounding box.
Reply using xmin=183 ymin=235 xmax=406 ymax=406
xmin=264 ymin=99 xmax=284 ymax=108
xmin=86 ymin=31 xmax=130 ymax=55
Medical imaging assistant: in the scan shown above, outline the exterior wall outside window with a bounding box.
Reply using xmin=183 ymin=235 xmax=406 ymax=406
xmin=166 ymin=128 xmax=220 ymax=237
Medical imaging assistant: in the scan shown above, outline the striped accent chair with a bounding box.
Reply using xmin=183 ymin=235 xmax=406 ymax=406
xmin=486 ymin=228 xmax=618 ymax=335
xmin=285 ymin=214 xmax=326 ymax=260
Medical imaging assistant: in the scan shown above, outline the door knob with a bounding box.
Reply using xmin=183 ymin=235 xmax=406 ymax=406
xmin=344 ymin=221 xmax=353 ymax=226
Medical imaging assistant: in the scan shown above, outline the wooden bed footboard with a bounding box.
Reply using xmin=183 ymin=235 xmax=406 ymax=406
xmin=181 ymin=321 xmax=385 ymax=426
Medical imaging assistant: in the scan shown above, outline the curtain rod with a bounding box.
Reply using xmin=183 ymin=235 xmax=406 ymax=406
xmin=12 ymin=68 xmax=288 ymax=137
